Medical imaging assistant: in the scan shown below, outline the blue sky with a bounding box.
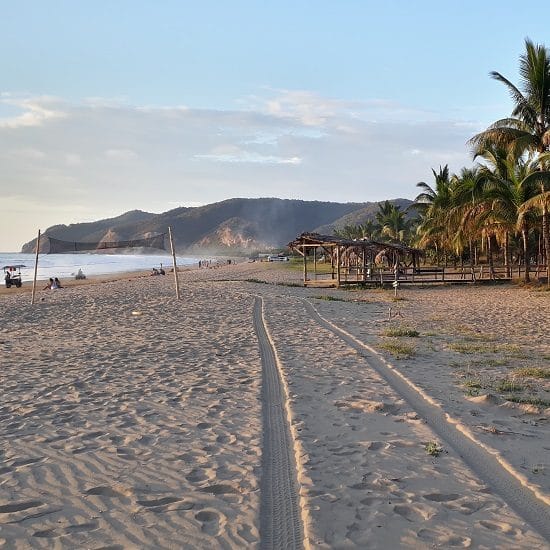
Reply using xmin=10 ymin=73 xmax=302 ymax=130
xmin=1 ymin=1 xmax=548 ymax=250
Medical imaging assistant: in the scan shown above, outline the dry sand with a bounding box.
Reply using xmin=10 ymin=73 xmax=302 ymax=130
xmin=0 ymin=262 xmax=548 ymax=548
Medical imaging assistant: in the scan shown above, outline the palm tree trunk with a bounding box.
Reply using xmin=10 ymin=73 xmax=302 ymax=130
xmin=542 ymin=205 xmax=550 ymax=286
xmin=488 ymin=235 xmax=495 ymax=279
xmin=469 ymin=238 xmax=476 ymax=281
xmin=522 ymin=226 xmax=531 ymax=283
xmin=504 ymin=232 xmax=510 ymax=277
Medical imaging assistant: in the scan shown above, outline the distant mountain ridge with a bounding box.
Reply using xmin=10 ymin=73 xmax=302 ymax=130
xmin=21 ymin=197 xmax=413 ymax=254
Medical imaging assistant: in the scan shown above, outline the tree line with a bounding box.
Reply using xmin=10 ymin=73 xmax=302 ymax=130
xmin=338 ymin=39 xmax=550 ymax=283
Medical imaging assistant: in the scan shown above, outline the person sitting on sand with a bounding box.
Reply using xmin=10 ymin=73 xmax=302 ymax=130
xmin=151 ymin=268 xmax=159 ymax=276
xmin=159 ymin=267 xmax=165 ymax=275
xmin=54 ymin=277 xmax=62 ymax=288
xmin=50 ymin=278 xmax=59 ymax=289
xmin=43 ymin=278 xmax=54 ymax=290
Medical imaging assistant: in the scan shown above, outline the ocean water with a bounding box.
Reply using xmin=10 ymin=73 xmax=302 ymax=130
xmin=0 ymin=252 xmax=200 ymax=283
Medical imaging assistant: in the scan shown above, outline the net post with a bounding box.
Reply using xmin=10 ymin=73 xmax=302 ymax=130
xmin=31 ymin=229 xmax=41 ymax=305
xmin=168 ymin=226 xmax=181 ymax=300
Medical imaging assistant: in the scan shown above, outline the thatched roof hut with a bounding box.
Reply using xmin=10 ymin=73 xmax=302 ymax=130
xmin=288 ymin=232 xmax=422 ymax=287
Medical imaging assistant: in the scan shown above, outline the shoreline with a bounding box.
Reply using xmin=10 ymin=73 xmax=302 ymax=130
xmin=0 ymin=266 xmax=200 ymax=298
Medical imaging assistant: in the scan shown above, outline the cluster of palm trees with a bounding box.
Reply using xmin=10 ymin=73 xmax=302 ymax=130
xmin=413 ymin=39 xmax=550 ymax=282
xmin=335 ymin=201 xmax=412 ymax=243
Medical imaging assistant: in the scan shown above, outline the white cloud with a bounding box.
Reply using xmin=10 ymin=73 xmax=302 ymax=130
xmin=0 ymin=91 xmax=479 ymax=251
xmin=0 ymin=96 xmax=66 ymax=128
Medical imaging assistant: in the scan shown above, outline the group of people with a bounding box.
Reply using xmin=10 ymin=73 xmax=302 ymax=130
xmin=43 ymin=277 xmax=63 ymax=290
xmin=151 ymin=266 xmax=166 ymax=276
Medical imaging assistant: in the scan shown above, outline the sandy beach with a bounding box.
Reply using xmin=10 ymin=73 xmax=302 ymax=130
xmin=0 ymin=262 xmax=549 ymax=548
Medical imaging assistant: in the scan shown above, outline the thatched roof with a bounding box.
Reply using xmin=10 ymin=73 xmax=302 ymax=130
xmin=288 ymin=232 xmax=420 ymax=255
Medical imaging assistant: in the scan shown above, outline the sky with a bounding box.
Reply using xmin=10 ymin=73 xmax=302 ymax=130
xmin=1 ymin=1 xmax=548 ymax=251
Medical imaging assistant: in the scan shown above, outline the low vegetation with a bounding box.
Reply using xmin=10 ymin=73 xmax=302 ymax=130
xmin=495 ymin=379 xmax=524 ymax=393
xmin=382 ymin=327 xmax=419 ymax=337
xmin=312 ymin=295 xmax=347 ymax=302
xmin=379 ymin=341 xmax=416 ymax=359
xmin=506 ymin=396 xmax=550 ymax=408
xmin=513 ymin=367 xmax=550 ymax=379
xmin=425 ymin=441 xmax=443 ymax=457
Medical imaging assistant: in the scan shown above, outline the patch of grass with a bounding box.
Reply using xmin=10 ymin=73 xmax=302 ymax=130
xmin=449 ymin=341 xmax=524 ymax=356
xmin=425 ymin=441 xmax=443 ymax=457
xmin=312 ymin=295 xmax=347 ymax=302
xmin=465 ymin=388 xmax=480 ymax=397
xmin=506 ymin=396 xmax=550 ymax=408
xmin=469 ymin=358 xmax=509 ymax=368
xmin=463 ymin=379 xmax=482 ymax=389
xmin=448 ymin=342 xmax=490 ymax=354
xmin=382 ymin=327 xmax=420 ymax=337
xmin=495 ymin=379 xmax=524 ymax=393
xmin=499 ymin=344 xmax=525 ymax=357
xmin=244 ymin=278 xmax=269 ymax=285
xmin=513 ymin=367 xmax=550 ymax=379
xmin=391 ymin=296 xmax=407 ymax=302
xmin=379 ymin=341 xmax=416 ymax=359
xmin=454 ymin=326 xmax=497 ymax=342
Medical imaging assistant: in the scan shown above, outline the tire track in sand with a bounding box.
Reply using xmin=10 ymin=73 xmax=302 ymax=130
xmin=303 ymin=298 xmax=550 ymax=543
xmin=254 ymin=297 xmax=306 ymax=550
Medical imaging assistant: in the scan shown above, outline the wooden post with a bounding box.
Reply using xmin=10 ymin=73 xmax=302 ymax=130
xmin=168 ymin=226 xmax=181 ymax=300
xmin=31 ymin=229 xmax=41 ymax=305
xmin=303 ymin=247 xmax=308 ymax=282
xmin=313 ymin=247 xmax=317 ymax=280
xmin=336 ymin=246 xmax=341 ymax=287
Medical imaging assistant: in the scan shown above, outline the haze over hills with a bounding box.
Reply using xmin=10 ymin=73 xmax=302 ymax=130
xmin=21 ymin=197 xmax=413 ymax=254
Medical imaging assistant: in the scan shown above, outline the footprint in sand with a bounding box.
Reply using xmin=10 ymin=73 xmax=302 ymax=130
xmin=197 ymin=422 xmax=212 ymax=430
xmin=423 ymin=493 xmax=461 ymax=502
xmin=137 ymin=496 xmax=186 ymax=508
xmin=85 ymin=486 xmax=126 ymax=500
xmin=33 ymin=528 xmax=58 ymax=538
xmin=116 ymin=447 xmax=136 ymax=460
xmin=137 ymin=435 xmax=157 ymax=446
xmin=367 ymin=441 xmax=387 ymax=451
xmin=0 ymin=500 xmax=44 ymax=514
xmin=417 ymin=528 xmax=472 ymax=547
xmin=360 ymin=496 xmax=383 ymax=506
xmin=64 ymin=521 xmax=99 ymax=534
xmin=394 ymin=504 xmax=435 ymax=522
xmin=199 ymin=483 xmax=240 ymax=495
xmin=478 ymin=520 xmax=519 ymax=536
xmin=195 ymin=510 xmax=222 ymax=536
xmin=82 ymin=430 xmax=106 ymax=440
xmin=186 ymin=468 xmax=210 ymax=483
xmin=12 ymin=456 xmax=45 ymax=468
xmin=237 ymin=523 xmax=258 ymax=544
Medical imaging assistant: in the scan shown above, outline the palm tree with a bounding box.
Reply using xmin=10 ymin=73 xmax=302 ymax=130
xmin=376 ymin=202 xmax=410 ymax=243
xmin=413 ymin=166 xmax=456 ymax=263
xmin=518 ymin=164 xmax=550 ymax=284
xmin=472 ymin=146 xmax=541 ymax=281
xmin=470 ymin=38 xmax=550 ymax=156
xmin=469 ymin=39 xmax=550 ymax=280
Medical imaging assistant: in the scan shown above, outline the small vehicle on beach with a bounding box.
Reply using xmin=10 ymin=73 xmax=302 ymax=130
xmin=3 ymin=265 xmax=25 ymax=288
